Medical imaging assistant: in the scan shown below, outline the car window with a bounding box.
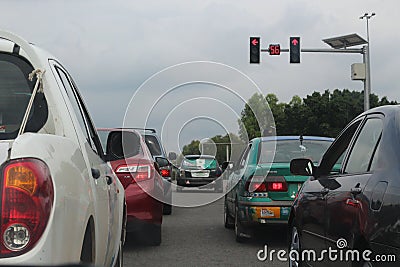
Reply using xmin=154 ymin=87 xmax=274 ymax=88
xmin=259 ymin=140 xmax=332 ymax=164
xmin=317 ymin=119 xmax=363 ymax=176
xmin=182 ymin=156 xmax=218 ymax=169
xmin=144 ymin=135 xmax=162 ymax=156
xmin=344 ymin=118 xmax=383 ymax=174
xmin=55 ymin=65 xmax=103 ymax=156
xmin=239 ymin=144 xmax=252 ymax=169
xmin=0 ymin=53 xmax=47 ymax=140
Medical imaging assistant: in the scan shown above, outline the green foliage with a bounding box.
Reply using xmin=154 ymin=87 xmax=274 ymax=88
xmin=238 ymin=93 xmax=275 ymax=140
xmin=181 ymin=133 xmax=245 ymax=164
xmin=242 ymin=90 xmax=397 ymax=139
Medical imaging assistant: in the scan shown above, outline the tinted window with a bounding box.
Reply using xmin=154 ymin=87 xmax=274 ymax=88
xmin=317 ymin=119 xmax=362 ymax=176
xmin=259 ymin=140 xmax=332 ymax=164
xmin=345 ymin=118 xmax=383 ymax=173
xmin=144 ymin=135 xmax=162 ymax=156
xmin=0 ymin=53 xmax=47 ymax=140
xmin=182 ymin=156 xmax=218 ymax=169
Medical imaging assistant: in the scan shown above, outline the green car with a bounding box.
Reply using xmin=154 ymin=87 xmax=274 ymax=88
xmin=177 ymin=155 xmax=223 ymax=192
xmin=224 ymin=136 xmax=333 ymax=242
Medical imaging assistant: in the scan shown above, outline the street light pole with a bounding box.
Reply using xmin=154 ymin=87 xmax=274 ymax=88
xmin=360 ymin=12 xmax=375 ymax=111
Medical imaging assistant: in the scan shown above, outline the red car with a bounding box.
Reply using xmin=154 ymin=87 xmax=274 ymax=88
xmin=98 ymin=128 xmax=165 ymax=245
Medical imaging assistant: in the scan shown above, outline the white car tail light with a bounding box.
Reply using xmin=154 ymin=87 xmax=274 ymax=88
xmin=1 ymin=158 xmax=54 ymax=257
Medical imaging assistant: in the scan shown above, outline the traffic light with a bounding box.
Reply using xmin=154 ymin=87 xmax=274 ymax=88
xmin=290 ymin=37 xmax=300 ymax=63
xmin=250 ymin=37 xmax=260 ymax=64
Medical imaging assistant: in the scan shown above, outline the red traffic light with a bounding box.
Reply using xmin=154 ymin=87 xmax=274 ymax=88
xmin=251 ymin=38 xmax=259 ymax=46
xmin=249 ymin=37 xmax=260 ymax=64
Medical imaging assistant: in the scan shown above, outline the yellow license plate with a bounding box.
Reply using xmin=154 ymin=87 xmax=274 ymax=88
xmin=258 ymin=207 xmax=280 ymax=218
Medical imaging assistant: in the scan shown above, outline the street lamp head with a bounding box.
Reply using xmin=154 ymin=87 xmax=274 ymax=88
xmin=360 ymin=12 xmax=376 ymax=20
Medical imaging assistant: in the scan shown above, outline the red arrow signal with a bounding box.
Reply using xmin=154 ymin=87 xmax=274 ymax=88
xmin=291 ymin=38 xmax=299 ymax=46
xmin=252 ymin=38 xmax=259 ymax=46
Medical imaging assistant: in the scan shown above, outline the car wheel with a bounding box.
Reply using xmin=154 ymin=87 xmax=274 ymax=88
xmin=289 ymin=224 xmax=302 ymax=267
xmin=234 ymin=204 xmax=246 ymax=243
xmin=224 ymin=202 xmax=234 ymax=229
xmin=147 ymin=224 xmax=161 ymax=246
xmin=163 ymin=204 xmax=172 ymax=215
xmin=113 ymin=240 xmax=123 ymax=267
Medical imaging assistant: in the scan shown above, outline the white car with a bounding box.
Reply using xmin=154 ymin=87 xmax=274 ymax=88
xmin=0 ymin=30 xmax=126 ymax=266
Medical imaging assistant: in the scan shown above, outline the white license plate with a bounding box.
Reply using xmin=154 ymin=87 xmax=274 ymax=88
xmin=191 ymin=171 xmax=209 ymax=178
xmin=261 ymin=209 xmax=274 ymax=217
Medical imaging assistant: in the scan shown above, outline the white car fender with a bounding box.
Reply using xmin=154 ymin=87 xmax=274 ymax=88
xmin=9 ymin=133 xmax=95 ymax=263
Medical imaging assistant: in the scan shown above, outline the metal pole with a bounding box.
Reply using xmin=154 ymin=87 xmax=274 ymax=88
xmin=363 ymin=46 xmax=369 ymax=111
xmin=226 ymin=145 xmax=229 ymax=162
xmin=360 ymin=12 xmax=375 ymax=111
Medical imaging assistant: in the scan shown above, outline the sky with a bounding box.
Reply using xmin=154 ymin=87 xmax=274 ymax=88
xmin=0 ymin=0 xmax=398 ymax=153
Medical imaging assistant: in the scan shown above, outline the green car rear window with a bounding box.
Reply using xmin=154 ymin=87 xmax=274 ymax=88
xmin=182 ymin=157 xmax=217 ymax=169
xmin=259 ymin=140 xmax=332 ymax=164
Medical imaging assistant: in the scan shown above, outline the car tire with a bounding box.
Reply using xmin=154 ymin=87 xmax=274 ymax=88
xmin=234 ymin=204 xmax=246 ymax=243
xmin=224 ymin=202 xmax=234 ymax=229
xmin=289 ymin=223 xmax=302 ymax=267
xmin=147 ymin=224 xmax=162 ymax=246
xmin=163 ymin=204 xmax=172 ymax=215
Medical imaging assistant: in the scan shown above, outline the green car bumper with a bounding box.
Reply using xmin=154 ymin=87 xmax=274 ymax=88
xmin=237 ymin=197 xmax=293 ymax=225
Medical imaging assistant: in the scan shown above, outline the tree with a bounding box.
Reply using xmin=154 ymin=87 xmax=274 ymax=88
xmin=238 ymin=93 xmax=275 ymax=141
xmin=239 ymin=90 xmax=397 ymax=139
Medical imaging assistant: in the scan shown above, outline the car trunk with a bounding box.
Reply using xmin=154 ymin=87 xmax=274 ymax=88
xmin=255 ymin=163 xmax=309 ymax=201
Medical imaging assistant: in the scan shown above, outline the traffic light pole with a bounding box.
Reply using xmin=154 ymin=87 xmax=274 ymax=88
xmin=261 ymin=46 xmax=369 ymax=111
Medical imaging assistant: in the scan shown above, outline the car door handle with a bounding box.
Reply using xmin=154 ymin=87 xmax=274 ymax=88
xmin=106 ymin=176 xmax=113 ymax=185
xmin=91 ymin=168 xmax=101 ymax=179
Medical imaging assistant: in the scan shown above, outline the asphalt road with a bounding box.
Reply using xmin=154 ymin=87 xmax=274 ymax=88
xmin=123 ymin=188 xmax=288 ymax=267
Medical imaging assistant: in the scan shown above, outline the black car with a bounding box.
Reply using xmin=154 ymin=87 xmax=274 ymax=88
xmin=177 ymin=155 xmax=223 ymax=192
xmin=288 ymin=105 xmax=400 ymax=266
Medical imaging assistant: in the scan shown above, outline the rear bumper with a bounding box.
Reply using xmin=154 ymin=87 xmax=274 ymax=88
xmin=125 ymin=182 xmax=163 ymax=226
xmin=177 ymin=177 xmax=220 ymax=187
xmin=238 ymin=199 xmax=293 ymax=225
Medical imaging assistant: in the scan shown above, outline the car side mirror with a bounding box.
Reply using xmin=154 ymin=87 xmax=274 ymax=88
xmin=155 ymin=157 xmax=170 ymax=168
xmin=105 ymin=131 xmax=140 ymax=161
xmin=168 ymin=152 xmax=177 ymax=161
xmin=290 ymin=158 xmax=315 ymax=176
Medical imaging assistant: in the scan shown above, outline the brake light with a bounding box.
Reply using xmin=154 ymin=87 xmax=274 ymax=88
xmin=245 ymin=176 xmax=267 ymax=192
xmin=160 ymin=169 xmax=170 ymax=177
xmin=116 ymin=164 xmax=153 ymax=182
xmin=267 ymin=182 xmax=288 ymax=192
xmin=1 ymin=158 xmax=54 ymax=258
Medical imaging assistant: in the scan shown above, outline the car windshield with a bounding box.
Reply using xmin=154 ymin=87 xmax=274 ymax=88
xmin=259 ymin=139 xmax=332 ymax=164
xmin=182 ymin=156 xmax=218 ymax=169
xmin=0 ymin=53 xmax=37 ymax=140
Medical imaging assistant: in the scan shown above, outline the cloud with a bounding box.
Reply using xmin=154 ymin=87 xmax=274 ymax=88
xmin=1 ymin=0 xmax=399 ymax=150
